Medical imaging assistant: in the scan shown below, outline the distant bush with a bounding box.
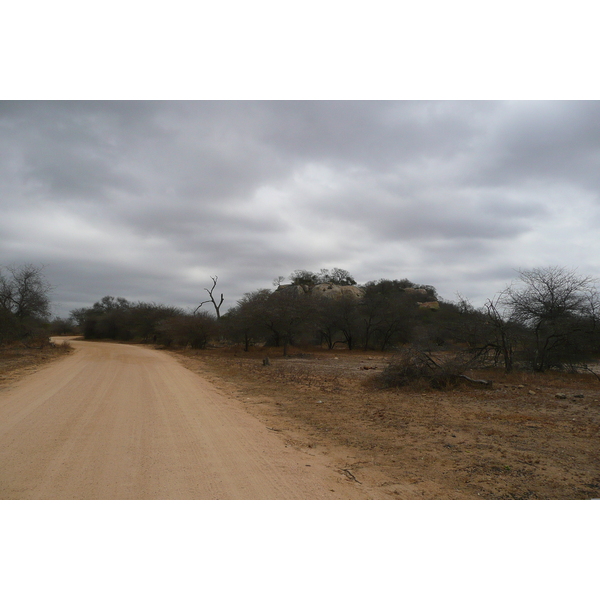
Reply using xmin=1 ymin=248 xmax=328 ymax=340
xmin=156 ymin=312 xmax=218 ymax=349
xmin=51 ymin=340 xmax=72 ymax=353
xmin=49 ymin=317 xmax=76 ymax=336
xmin=71 ymin=297 xmax=185 ymax=342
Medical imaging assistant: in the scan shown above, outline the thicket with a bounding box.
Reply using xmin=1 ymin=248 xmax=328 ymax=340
xmin=71 ymin=296 xmax=217 ymax=349
xmin=220 ymin=276 xmax=439 ymax=355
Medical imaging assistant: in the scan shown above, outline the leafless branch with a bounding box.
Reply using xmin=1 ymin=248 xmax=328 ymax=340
xmin=194 ymin=276 xmax=224 ymax=319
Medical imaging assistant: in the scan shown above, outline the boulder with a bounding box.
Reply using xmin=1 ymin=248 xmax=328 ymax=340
xmin=417 ymin=301 xmax=440 ymax=310
xmin=275 ymin=284 xmax=309 ymax=297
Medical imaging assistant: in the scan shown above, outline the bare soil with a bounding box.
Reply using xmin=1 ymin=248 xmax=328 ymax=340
xmin=170 ymin=346 xmax=600 ymax=500
xmin=0 ymin=339 xmax=383 ymax=499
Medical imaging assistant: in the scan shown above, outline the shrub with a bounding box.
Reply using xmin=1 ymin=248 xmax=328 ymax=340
xmin=50 ymin=340 xmax=72 ymax=353
xmin=379 ymin=347 xmax=480 ymax=389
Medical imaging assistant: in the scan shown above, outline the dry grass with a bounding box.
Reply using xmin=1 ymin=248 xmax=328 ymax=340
xmin=171 ymin=345 xmax=600 ymax=500
xmin=0 ymin=339 xmax=73 ymax=386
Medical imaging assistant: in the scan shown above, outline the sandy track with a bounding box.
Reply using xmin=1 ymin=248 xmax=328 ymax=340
xmin=0 ymin=340 xmax=379 ymax=499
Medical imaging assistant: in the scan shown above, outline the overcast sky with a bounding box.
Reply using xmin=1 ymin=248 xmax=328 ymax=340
xmin=2 ymin=100 xmax=600 ymax=318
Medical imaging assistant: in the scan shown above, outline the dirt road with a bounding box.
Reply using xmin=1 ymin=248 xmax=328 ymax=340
xmin=0 ymin=340 xmax=381 ymax=499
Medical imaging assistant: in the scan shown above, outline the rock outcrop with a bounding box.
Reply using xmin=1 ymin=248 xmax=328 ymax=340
xmin=404 ymin=288 xmax=428 ymax=296
xmin=275 ymin=283 xmax=365 ymax=299
xmin=312 ymin=283 xmax=364 ymax=299
xmin=417 ymin=301 xmax=440 ymax=310
xmin=273 ymin=284 xmax=309 ymax=298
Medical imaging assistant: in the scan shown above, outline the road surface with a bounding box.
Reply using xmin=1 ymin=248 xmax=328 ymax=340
xmin=0 ymin=340 xmax=378 ymax=499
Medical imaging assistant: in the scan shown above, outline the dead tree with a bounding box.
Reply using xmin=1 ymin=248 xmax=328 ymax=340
xmin=194 ymin=276 xmax=224 ymax=319
xmin=484 ymin=295 xmax=515 ymax=373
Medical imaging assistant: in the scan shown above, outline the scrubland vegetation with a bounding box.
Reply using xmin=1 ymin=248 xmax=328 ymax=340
xmin=64 ymin=265 xmax=600 ymax=383
xmin=2 ymin=263 xmax=599 ymax=499
xmin=3 ymin=263 xmax=600 ymax=383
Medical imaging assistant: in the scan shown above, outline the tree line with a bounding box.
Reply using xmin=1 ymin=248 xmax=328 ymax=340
xmin=70 ymin=296 xmax=217 ymax=349
xmin=2 ymin=264 xmax=599 ymax=374
xmin=65 ymin=265 xmax=600 ymax=373
xmin=221 ymin=277 xmax=436 ymax=354
xmin=65 ymin=271 xmax=435 ymax=352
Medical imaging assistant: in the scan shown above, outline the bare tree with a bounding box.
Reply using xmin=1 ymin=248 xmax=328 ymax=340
xmin=0 ymin=264 xmax=52 ymax=344
xmin=0 ymin=264 xmax=52 ymax=321
xmin=194 ymin=276 xmax=224 ymax=319
xmin=484 ymin=294 xmax=518 ymax=372
xmin=502 ymin=266 xmax=599 ymax=371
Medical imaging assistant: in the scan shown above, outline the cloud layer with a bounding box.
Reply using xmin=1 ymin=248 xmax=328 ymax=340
xmin=2 ymin=101 xmax=599 ymax=317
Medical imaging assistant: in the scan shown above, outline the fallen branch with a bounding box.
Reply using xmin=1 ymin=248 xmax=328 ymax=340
xmin=581 ymin=365 xmax=600 ymax=383
xmin=341 ymin=469 xmax=362 ymax=484
xmin=458 ymin=374 xmax=493 ymax=387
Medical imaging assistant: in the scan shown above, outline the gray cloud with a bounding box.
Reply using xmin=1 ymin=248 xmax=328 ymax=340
xmin=1 ymin=100 xmax=600 ymax=316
